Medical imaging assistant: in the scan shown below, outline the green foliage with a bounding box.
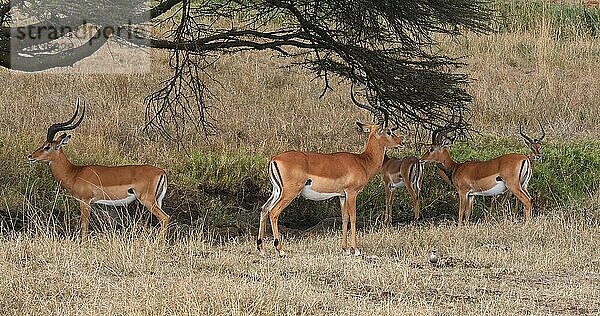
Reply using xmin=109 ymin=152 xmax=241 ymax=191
xmin=496 ymin=0 xmax=600 ymax=38
xmin=534 ymin=142 xmax=600 ymax=204
xmin=4 ymin=137 xmax=600 ymax=231
xmin=179 ymin=151 xmax=268 ymax=190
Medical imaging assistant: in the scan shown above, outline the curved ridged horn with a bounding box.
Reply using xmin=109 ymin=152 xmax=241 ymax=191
xmin=431 ymin=125 xmax=456 ymax=145
xmin=537 ymin=119 xmax=545 ymax=141
xmin=351 ymin=84 xmax=385 ymax=126
xmin=47 ymin=98 xmax=86 ymax=141
xmin=519 ymin=122 xmax=533 ymax=144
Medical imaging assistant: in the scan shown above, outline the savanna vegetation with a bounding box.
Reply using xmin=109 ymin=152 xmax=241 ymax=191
xmin=1 ymin=0 xmax=600 ymax=314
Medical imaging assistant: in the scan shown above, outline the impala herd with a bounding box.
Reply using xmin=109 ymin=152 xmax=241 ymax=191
xmin=27 ymin=93 xmax=545 ymax=256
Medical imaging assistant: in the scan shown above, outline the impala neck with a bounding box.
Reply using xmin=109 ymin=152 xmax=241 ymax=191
xmin=437 ymin=148 xmax=458 ymax=173
xmin=49 ymin=150 xmax=79 ymax=190
xmin=360 ymin=133 xmax=387 ymax=178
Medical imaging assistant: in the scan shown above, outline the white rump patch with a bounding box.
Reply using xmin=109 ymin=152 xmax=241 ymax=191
xmin=301 ymin=181 xmax=344 ymax=201
xmin=471 ymin=180 xmax=507 ymax=197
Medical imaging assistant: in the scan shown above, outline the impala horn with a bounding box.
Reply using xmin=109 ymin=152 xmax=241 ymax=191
xmin=537 ymin=119 xmax=545 ymax=142
xmin=47 ymin=98 xmax=86 ymax=142
xmin=431 ymin=125 xmax=456 ymax=145
xmin=351 ymin=83 xmax=385 ymax=126
xmin=519 ymin=122 xmax=533 ymax=144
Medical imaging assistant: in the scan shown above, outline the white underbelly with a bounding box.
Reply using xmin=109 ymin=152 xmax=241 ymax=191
xmin=93 ymin=195 xmax=137 ymax=207
xmin=301 ymin=185 xmax=344 ymax=201
xmin=471 ymin=181 xmax=507 ymax=197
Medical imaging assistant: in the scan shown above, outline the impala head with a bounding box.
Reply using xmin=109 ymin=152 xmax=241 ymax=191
xmin=519 ymin=120 xmax=545 ymax=161
xmin=351 ymin=84 xmax=404 ymax=149
xmin=420 ymin=126 xmax=456 ymax=166
xmin=356 ymin=122 xmax=404 ymax=149
xmin=28 ymin=98 xmax=85 ymax=164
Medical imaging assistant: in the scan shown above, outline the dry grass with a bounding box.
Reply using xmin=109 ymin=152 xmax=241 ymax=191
xmin=0 ymin=217 xmax=598 ymax=315
xmin=2 ymin=20 xmax=599 ymax=160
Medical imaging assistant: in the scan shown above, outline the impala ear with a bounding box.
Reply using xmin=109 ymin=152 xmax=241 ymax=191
xmin=356 ymin=122 xmax=371 ymax=133
xmin=55 ymin=133 xmax=71 ymax=149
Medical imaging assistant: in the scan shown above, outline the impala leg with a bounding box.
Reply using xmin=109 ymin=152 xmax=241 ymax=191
xmin=508 ymin=184 xmax=532 ymax=223
xmin=339 ymin=196 xmax=350 ymax=253
xmin=406 ymin=183 xmax=420 ymax=221
xmin=345 ymin=193 xmax=360 ymax=256
xmin=457 ymin=192 xmax=467 ymax=225
xmin=139 ymin=197 xmax=170 ymax=240
xmin=258 ymin=188 xmax=280 ymax=253
xmin=383 ymin=185 xmax=394 ymax=226
xmin=257 ymin=203 xmax=271 ymax=254
xmin=416 ymin=165 xmax=424 ymax=220
xmin=268 ymin=195 xmax=295 ymax=257
xmin=504 ymin=169 xmax=533 ymax=223
xmin=79 ymin=201 xmax=91 ymax=241
xmin=465 ymin=195 xmax=475 ymax=223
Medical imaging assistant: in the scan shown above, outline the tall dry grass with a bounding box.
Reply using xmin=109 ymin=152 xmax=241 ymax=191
xmin=1 ymin=14 xmax=599 ymax=160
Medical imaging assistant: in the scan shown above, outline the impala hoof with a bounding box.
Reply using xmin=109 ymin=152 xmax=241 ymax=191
xmin=353 ymin=249 xmax=361 ymax=256
xmin=277 ymin=250 xmax=287 ymax=258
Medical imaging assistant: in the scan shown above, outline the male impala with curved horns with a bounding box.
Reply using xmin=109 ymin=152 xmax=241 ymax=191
xmin=257 ymin=87 xmax=404 ymax=256
xmin=421 ymin=126 xmax=539 ymax=224
xmin=28 ymin=99 xmax=170 ymax=240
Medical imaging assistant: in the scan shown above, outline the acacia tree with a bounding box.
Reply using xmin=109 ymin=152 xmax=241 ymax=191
xmin=0 ymin=0 xmax=492 ymax=139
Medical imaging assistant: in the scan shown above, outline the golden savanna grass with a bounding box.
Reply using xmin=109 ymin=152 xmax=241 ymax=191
xmin=1 ymin=217 xmax=599 ymax=315
xmin=2 ymin=2 xmax=600 ymax=314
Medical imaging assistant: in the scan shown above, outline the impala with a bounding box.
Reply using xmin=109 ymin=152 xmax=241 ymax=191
xmin=421 ymin=126 xmax=536 ymax=224
xmin=257 ymin=87 xmax=404 ymax=256
xmin=494 ymin=122 xmax=545 ymax=213
xmin=380 ymin=154 xmax=424 ymax=225
xmin=28 ymin=99 xmax=170 ymax=240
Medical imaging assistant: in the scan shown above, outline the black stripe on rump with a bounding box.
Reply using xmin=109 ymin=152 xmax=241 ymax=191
xmin=408 ymin=164 xmax=415 ymax=184
xmin=272 ymin=161 xmax=283 ymax=188
xmin=154 ymin=174 xmax=165 ymax=199
xmin=518 ymin=160 xmax=526 ymax=182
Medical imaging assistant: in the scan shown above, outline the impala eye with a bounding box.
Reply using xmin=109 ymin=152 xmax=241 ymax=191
xmin=386 ymin=130 xmax=392 ymax=136
xmin=429 ymin=147 xmax=434 ymax=152
xmin=43 ymin=145 xmax=51 ymax=151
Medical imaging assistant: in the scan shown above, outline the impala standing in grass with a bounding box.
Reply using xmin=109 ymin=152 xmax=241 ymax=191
xmin=494 ymin=122 xmax=546 ymax=214
xmin=421 ymin=126 xmax=537 ymax=224
xmin=380 ymin=154 xmax=424 ymax=225
xmin=257 ymin=87 xmax=404 ymax=256
xmin=28 ymin=99 xmax=170 ymax=240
